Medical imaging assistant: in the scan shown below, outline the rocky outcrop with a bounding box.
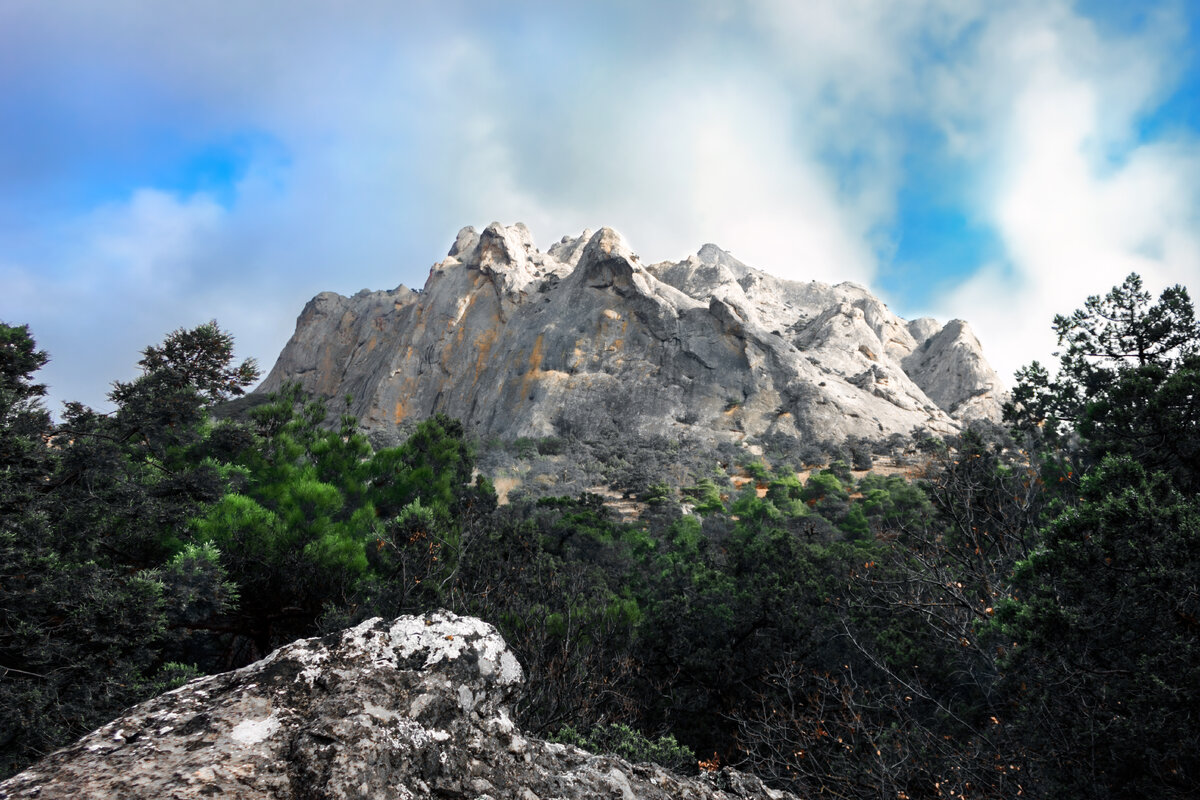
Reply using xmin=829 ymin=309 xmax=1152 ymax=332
xmin=902 ymin=319 xmax=1005 ymax=421
xmin=259 ymin=223 xmax=1004 ymax=446
xmin=0 ymin=611 xmax=793 ymax=800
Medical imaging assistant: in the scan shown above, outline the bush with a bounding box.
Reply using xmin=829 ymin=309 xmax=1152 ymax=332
xmin=682 ymin=478 xmax=725 ymax=515
xmin=824 ymin=459 xmax=853 ymax=483
xmin=742 ymin=459 xmax=770 ymax=481
xmin=848 ymin=442 xmax=873 ymax=471
xmin=549 ymin=723 xmax=696 ymax=774
xmin=511 ymin=437 xmax=539 ymax=459
xmin=638 ymin=482 xmax=671 ymax=503
xmin=536 ymin=436 xmax=566 ymax=456
xmin=800 ymin=471 xmax=846 ymax=504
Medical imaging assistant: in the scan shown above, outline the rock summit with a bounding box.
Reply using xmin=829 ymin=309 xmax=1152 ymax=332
xmin=259 ymin=223 xmax=1005 ymax=445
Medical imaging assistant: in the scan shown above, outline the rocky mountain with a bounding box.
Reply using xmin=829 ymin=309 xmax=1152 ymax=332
xmin=259 ymin=223 xmax=1004 ymax=446
xmin=0 ymin=611 xmax=794 ymax=800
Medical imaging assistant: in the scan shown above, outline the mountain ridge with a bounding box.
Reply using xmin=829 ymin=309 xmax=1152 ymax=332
xmin=259 ymin=223 xmax=1005 ymax=447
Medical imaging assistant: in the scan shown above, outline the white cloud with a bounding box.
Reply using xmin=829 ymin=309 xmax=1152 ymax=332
xmin=86 ymin=189 xmax=224 ymax=288
xmin=610 ymin=78 xmax=878 ymax=283
xmin=3 ymin=0 xmax=1199 ymax=410
xmin=745 ymin=0 xmax=989 ymax=216
xmin=932 ymin=6 xmax=1200 ymax=383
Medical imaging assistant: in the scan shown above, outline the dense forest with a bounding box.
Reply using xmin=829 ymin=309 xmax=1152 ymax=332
xmin=2 ymin=273 xmax=1197 ymax=799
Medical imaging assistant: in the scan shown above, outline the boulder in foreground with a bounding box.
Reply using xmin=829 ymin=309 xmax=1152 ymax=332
xmin=0 ymin=611 xmax=795 ymax=800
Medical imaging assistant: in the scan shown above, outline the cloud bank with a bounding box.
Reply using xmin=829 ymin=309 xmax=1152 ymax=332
xmin=1 ymin=1 xmax=1197 ymax=412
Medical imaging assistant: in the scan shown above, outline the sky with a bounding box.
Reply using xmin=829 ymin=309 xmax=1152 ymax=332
xmin=3 ymin=0 xmax=1200 ymax=414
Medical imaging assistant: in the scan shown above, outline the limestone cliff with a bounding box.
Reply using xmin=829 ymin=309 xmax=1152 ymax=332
xmin=259 ymin=223 xmax=1005 ymax=445
xmin=0 ymin=611 xmax=795 ymax=800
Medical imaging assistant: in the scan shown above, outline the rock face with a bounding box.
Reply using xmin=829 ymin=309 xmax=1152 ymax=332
xmin=0 ymin=611 xmax=794 ymax=800
xmin=259 ymin=223 xmax=1004 ymax=445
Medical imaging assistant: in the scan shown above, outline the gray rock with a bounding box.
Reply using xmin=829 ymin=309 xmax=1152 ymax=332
xmin=259 ymin=224 xmax=1005 ymax=445
xmin=902 ymin=319 xmax=1005 ymax=422
xmin=0 ymin=611 xmax=794 ymax=800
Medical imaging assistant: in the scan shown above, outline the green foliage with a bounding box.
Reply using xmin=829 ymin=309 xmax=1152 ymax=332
xmin=824 ymin=459 xmax=853 ymax=483
xmin=856 ymin=473 xmax=931 ymax=527
xmin=1008 ymin=273 xmax=1200 ymax=489
xmin=0 ymin=323 xmax=48 ymax=400
xmin=660 ymin=515 xmax=703 ymax=564
xmin=208 ymin=392 xmax=489 ymax=650
xmin=550 ymin=723 xmax=695 ymax=774
xmin=998 ymin=457 xmax=1200 ymax=798
xmin=681 ymin=477 xmax=724 ymax=515
xmin=0 ymin=323 xmax=51 ymax=514
xmin=0 ymin=518 xmax=171 ymax=777
xmin=837 ymin=502 xmax=869 ymax=539
xmin=0 ymin=321 xmax=262 ymax=778
xmin=128 ymin=320 xmax=260 ymax=405
xmin=154 ymin=542 xmax=240 ymax=626
xmin=107 ymin=321 xmax=260 ymax=459
xmin=992 ymin=274 xmax=1200 ymax=798
xmin=729 ymin=485 xmax=781 ymax=525
xmin=511 ymin=436 xmax=538 ymax=459
xmin=799 ymin=470 xmax=845 ymax=504
xmin=367 ymin=413 xmax=477 ymax=518
xmin=741 ymin=459 xmax=769 ymax=481
xmin=764 ymin=472 xmax=806 ymax=516
xmin=638 ymin=482 xmax=671 ymax=503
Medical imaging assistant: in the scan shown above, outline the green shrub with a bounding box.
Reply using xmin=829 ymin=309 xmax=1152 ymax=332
xmin=800 ymin=471 xmax=846 ymax=504
xmin=742 ymin=460 xmax=769 ymax=481
xmin=838 ymin=502 xmax=870 ymax=539
xmin=682 ymin=477 xmax=724 ymax=515
xmin=511 ymin=437 xmax=538 ymax=459
xmin=824 ymin=459 xmax=853 ymax=483
xmin=549 ymin=723 xmax=695 ymax=774
xmin=638 ymin=482 xmax=671 ymax=503
xmin=536 ymin=436 xmax=566 ymax=455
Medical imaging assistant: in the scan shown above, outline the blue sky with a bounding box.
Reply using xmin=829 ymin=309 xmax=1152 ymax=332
xmin=3 ymin=0 xmax=1200 ymax=413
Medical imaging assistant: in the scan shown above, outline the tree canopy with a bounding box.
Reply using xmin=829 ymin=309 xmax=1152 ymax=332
xmin=1007 ymin=273 xmax=1200 ymax=488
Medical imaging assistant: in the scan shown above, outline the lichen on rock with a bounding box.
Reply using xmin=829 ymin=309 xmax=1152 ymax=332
xmin=0 ymin=610 xmax=796 ymax=800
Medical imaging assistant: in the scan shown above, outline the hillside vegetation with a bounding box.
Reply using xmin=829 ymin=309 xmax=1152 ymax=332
xmin=2 ymin=273 xmax=1197 ymax=799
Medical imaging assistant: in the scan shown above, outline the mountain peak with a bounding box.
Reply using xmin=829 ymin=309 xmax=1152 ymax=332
xmin=259 ymin=223 xmax=1006 ymax=445
xmin=695 ymin=242 xmax=746 ymax=272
